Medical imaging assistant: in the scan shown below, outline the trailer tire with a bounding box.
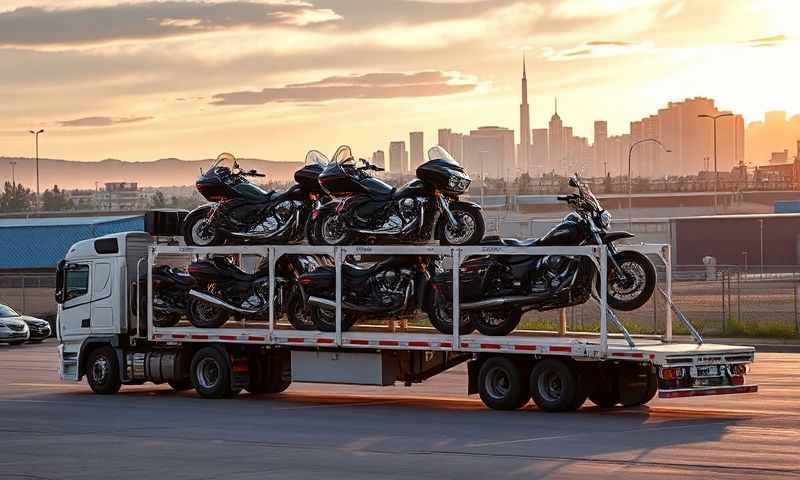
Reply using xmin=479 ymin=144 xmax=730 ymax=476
xmin=588 ymin=366 xmax=620 ymax=408
xmin=529 ymin=359 xmax=580 ymax=412
xmin=86 ymin=346 xmax=122 ymax=395
xmin=620 ymin=366 xmax=658 ymax=407
xmin=478 ymin=357 xmax=529 ymax=410
xmin=191 ymin=346 xmax=234 ymax=398
xmin=246 ymin=353 xmax=291 ymax=394
xmin=168 ymin=379 xmax=193 ymax=391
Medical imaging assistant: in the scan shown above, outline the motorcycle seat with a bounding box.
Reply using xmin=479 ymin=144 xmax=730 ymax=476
xmin=210 ymin=257 xmax=258 ymax=282
xmin=154 ymin=265 xmax=196 ymax=285
xmin=480 ymin=235 xmax=540 ymax=247
xmin=315 ymin=262 xmax=383 ymax=280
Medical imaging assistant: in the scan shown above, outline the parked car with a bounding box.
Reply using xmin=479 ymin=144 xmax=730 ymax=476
xmin=0 ymin=304 xmax=49 ymax=343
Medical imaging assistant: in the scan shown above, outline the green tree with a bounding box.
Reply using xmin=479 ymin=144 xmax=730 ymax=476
xmin=41 ymin=185 xmax=73 ymax=211
xmin=0 ymin=182 xmax=33 ymax=213
xmin=149 ymin=190 xmax=167 ymax=208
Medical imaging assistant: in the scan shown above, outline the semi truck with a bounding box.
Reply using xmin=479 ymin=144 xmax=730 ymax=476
xmin=55 ymin=231 xmax=757 ymax=411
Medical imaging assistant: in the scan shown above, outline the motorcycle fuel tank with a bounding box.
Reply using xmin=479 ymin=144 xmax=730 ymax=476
xmin=536 ymin=214 xmax=584 ymax=246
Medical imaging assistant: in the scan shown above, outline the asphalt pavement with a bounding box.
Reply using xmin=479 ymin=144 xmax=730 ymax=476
xmin=0 ymin=341 xmax=797 ymax=479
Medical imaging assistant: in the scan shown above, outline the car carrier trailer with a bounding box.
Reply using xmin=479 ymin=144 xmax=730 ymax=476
xmin=56 ymin=232 xmax=757 ymax=412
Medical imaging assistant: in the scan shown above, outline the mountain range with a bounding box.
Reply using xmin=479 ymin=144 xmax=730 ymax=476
xmin=0 ymin=157 xmax=302 ymax=190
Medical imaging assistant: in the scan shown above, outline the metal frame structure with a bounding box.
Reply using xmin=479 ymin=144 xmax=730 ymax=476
xmin=142 ymin=242 xmax=713 ymax=364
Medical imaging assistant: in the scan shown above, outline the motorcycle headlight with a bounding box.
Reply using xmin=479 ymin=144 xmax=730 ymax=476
xmin=598 ymin=210 xmax=612 ymax=229
xmin=448 ymin=174 xmax=471 ymax=192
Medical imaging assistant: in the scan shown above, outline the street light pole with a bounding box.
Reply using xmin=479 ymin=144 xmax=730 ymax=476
xmin=698 ymin=113 xmax=733 ymax=211
xmin=29 ymin=128 xmax=44 ymax=210
xmin=627 ymin=138 xmax=671 ymax=231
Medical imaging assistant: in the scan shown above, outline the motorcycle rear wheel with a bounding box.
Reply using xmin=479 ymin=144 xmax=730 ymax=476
xmin=286 ymin=286 xmax=316 ymax=331
xmin=424 ymin=291 xmax=476 ymax=335
xmin=188 ymin=297 xmax=229 ymax=328
xmin=310 ymin=305 xmax=357 ymax=332
xmin=474 ymin=308 xmax=522 ymax=336
xmin=183 ymin=207 xmax=223 ymax=246
xmin=153 ymin=312 xmax=182 ymax=328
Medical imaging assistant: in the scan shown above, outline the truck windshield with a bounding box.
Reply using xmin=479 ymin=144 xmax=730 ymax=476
xmin=0 ymin=304 xmax=19 ymax=317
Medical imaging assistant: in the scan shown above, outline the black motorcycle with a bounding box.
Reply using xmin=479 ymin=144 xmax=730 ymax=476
xmin=310 ymin=145 xmax=484 ymax=246
xmin=426 ymin=175 xmax=657 ymax=336
xmin=186 ymin=254 xmax=327 ymax=329
xmin=297 ymin=255 xmax=432 ymax=332
xmin=182 ymin=151 xmax=328 ymax=246
xmin=144 ymin=265 xmax=195 ymax=327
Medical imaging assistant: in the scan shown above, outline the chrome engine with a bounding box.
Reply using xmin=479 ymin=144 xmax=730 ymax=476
xmin=247 ymin=201 xmax=298 ymax=236
xmin=373 ymin=268 xmax=413 ymax=308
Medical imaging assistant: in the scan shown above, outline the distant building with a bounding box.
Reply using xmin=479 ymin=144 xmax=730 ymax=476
xmin=437 ymin=129 xmax=452 ymax=153
xmin=449 ymin=133 xmax=464 ymax=162
xmin=593 ymin=121 xmax=608 ymax=177
xmin=371 ymin=150 xmax=385 ymax=169
xmin=409 ymin=131 xmax=424 ymax=170
xmin=531 ymin=128 xmax=548 ymax=174
xmin=96 ymin=182 xmax=148 ymax=210
xmin=770 ymin=150 xmax=789 ymax=164
xmin=389 ymin=141 xmax=407 ymax=174
xmin=463 ymin=126 xmax=515 ymax=178
xmin=548 ymin=99 xmax=564 ymax=174
xmin=518 ymin=56 xmax=531 ymax=173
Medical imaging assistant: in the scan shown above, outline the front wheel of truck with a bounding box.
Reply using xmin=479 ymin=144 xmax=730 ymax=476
xmin=86 ymin=346 xmax=122 ymax=395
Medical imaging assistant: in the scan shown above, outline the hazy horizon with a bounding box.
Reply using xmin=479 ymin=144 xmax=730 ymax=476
xmin=1 ymin=0 xmax=799 ymax=167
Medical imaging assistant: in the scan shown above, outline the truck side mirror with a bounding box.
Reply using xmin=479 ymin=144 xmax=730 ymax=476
xmin=55 ymin=260 xmax=65 ymax=304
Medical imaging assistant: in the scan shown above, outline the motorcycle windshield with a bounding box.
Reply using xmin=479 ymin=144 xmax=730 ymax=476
xmin=305 ymin=150 xmax=329 ymax=167
xmin=581 ymin=181 xmax=602 ymax=212
xmin=427 ymin=145 xmax=460 ymax=167
xmin=332 ymin=145 xmax=355 ymax=165
xmin=209 ymin=152 xmax=237 ymax=171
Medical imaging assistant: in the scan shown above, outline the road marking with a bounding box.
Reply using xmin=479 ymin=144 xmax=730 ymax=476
xmin=467 ymin=420 xmax=736 ymax=448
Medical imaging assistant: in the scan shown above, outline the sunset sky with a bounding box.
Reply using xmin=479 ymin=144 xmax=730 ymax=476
xmin=1 ymin=0 xmax=798 ymax=165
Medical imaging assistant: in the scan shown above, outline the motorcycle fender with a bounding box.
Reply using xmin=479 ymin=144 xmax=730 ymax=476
xmin=314 ymin=200 xmax=339 ymax=220
xmin=601 ymin=231 xmax=634 ymax=244
xmin=187 ymin=202 xmax=216 ymax=218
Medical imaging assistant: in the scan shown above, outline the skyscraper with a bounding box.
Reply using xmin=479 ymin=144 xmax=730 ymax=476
xmin=438 ymin=128 xmax=452 ymax=153
xmin=531 ymin=128 xmax=548 ymax=173
xmin=518 ymin=55 xmax=531 ymax=173
xmin=548 ymin=98 xmax=564 ymax=174
xmin=594 ymin=120 xmax=608 ymax=176
xmin=389 ymin=141 xmax=407 ymax=174
xmin=371 ymin=150 xmax=385 ymax=169
xmin=463 ymin=126 xmax=515 ymax=178
xmin=409 ymin=131 xmax=424 ymax=170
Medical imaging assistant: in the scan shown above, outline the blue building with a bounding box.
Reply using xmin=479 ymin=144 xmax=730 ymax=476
xmin=0 ymin=215 xmax=144 ymax=270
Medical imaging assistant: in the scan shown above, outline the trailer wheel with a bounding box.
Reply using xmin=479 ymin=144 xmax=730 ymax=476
xmin=246 ymin=353 xmax=291 ymax=394
xmin=529 ymin=359 xmax=580 ymax=412
xmin=190 ymin=346 xmax=234 ymax=398
xmin=588 ymin=366 xmax=620 ymax=408
xmin=86 ymin=346 xmax=121 ymax=395
xmin=478 ymin=357 xmax=529 ymax=410
xmin=168 ymin=379 xmax=193 ymax=391
xmin=619 ymin=365 xmax=658 ymax=407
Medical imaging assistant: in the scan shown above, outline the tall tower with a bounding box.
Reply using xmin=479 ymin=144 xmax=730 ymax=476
xmin=518 ymin=55 xmax=531 ymax=173
xmin=548 ymin=98 xmax=564 ymax=174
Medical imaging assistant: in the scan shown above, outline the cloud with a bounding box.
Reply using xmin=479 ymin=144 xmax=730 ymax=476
xmin=0 ymin=1 xmax=340 ymax=48
xmin=745 ymin=34 xmax=786 ymax=48
xmin=58 ymin=116 xmax=153 ymax=127
xmin=211 ymin=70 xmax=478 ymax=105
xmin=544 ymin=40 xmax=654 ymax=61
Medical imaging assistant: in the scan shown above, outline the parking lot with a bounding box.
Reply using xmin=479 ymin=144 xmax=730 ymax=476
xmin=0 ymin=341 xmax=798 ymax=479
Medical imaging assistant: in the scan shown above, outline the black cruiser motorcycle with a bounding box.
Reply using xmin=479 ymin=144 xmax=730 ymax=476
xmin=182 ymin=151 xmax=329 ymax=246
xmin=426 ymin=175 xmax=657 ymax=336
xmin=297 ymin=255 xmax=434 ymax=332
xmin=136 ymin=265 xmax=194 ymax=328
xmin=186 ymin=254 xmax=328 ymax=330
xmin=310 ymin=145 xmax=484 ymax=246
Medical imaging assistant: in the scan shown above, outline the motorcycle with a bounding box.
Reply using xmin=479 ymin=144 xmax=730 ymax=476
xmin=310 ymin=145 xmax=484 ymax=246
xmin=297 ymin=255 xmax=433 ymax=332
xmin=143 ymin=265 xmax=195 ymax=328
xmin=186 ymin=254 xmax=328 ymax=329
xmin=426 ymin=175 xmax=657 ymax=336
xmin=182 ymin=151 xmax=329 ymax=246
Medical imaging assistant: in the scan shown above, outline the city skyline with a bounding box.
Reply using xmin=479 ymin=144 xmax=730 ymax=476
xmin=1 ymin=0 xmax=798 ymax=167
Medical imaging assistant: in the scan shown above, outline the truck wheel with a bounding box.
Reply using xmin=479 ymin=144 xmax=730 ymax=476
xmin=168 ymin=379 xmax=193 ymax=391
xmin=529 ymin=359 xmax=580 ymax=412
xmin=619 ymin=365 xmax=658 ymax=407
xmin=588 ymin=366 xmax=620 ymax=408
xmin=478 ymin=357 xmax=529 ymax=410
xmin=190 ymin=346 xmax=234 ymax=398
xmin=188 ymin=297 xmax=229 ymax=329
xmin=245 ymin=353 xmax=291 ymax=394
xmin=86 ymin=346 xmax=122 ymax=395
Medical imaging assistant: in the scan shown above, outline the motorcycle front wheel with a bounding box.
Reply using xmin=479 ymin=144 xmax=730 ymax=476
xmin=424 ymin=291 xmax=476 ymax=335
xmin=438 ymin=204 xmax=485 ymax=246
xmin=286 ymin=286 xmax=316 ymax=331
xmin=474 ymin=308 xmax=522 ymax=336
xmin=313 ymin=210 xmax=353 ymax=246
xmin=183 ymin=207 xmax=223 ymax=246
xmin=599 ymin=250 xmax=657 ymax=312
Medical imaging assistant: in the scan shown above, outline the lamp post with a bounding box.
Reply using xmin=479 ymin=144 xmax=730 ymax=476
xmin=627 ymin=138 xmax=671 ymax=230
xmin=698 ymin=113 xmax=733 ymax=211
xmin=29 ymin=128 xmax=44 ymax=210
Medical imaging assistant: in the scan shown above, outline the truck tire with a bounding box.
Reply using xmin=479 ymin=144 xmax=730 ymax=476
xmin=190 ymin=346 xmax=235 ymax=398
xmin=168 ymin=379 xmax=193 ymax=391
xmin=619 ymin=365 xmax=658 ymax=407
xmin=529 ymin=358 xmax=580 ymax=412
xmin=478 ymin=357 xmax=529 ymax=410
xmin=86 ymin=346 xmax=122 ymax=395
xmin=245 ymin=353 xmax=291 ymax=394
xmin=588 ymin=365 xmax=620 ymax=408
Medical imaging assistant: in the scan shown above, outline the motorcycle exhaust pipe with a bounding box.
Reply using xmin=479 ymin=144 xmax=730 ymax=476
xmin=308 ymin=295 xmax=403 ymax=314
xmin=188 ymin=289 xmax=264 ymax=314
xmin=307 ymin=296 xmax=337 ymax=309
xmin=460 ymin=295 xmax=541 ymax=311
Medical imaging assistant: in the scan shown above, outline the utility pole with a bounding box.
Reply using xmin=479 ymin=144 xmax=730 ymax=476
xmin=29 ymin=129 xmax=44 ymax=210
xmin=9 ymin=161 xmax=16 ymax=189
xmin=627 ymin=138 xmax=671 ymax=231
xmin=698 ymin=113 xmax=733 ymax=211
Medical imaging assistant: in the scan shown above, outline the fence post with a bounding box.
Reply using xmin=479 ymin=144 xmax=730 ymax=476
xmin=721 ymin=271 xmax=727 ymax=335
xmin=795 ymin=281 xmax=799 ymax=336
